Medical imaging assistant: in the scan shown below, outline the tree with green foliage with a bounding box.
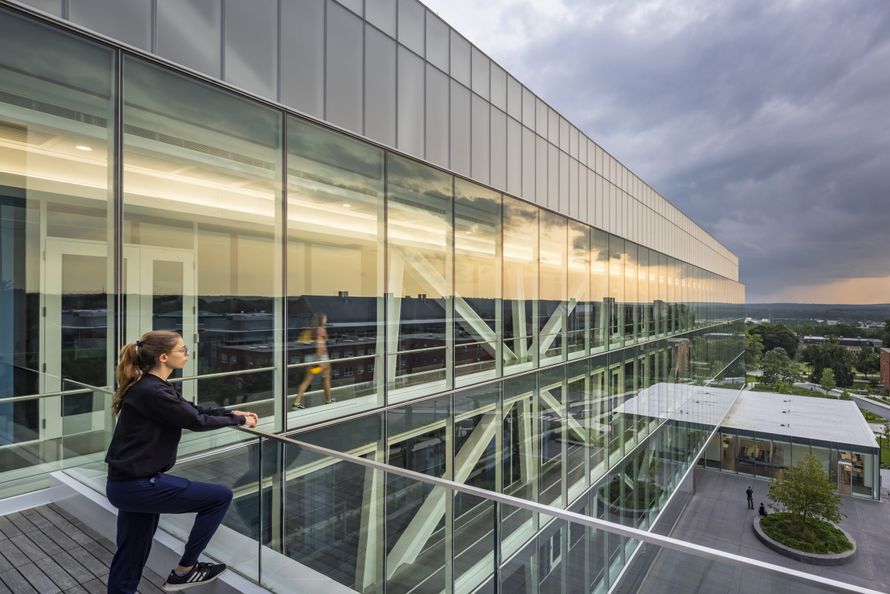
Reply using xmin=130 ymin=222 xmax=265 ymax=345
xmin=761 ymin=347 xmax=797 ymax=385
xmin=769 ymin=454 xmax=843 ymax=527
xmin=819 ymin=367 xmax=837 ymax=394
xmin=801 ymin=343 xmax=854 ymax=387
xmin=745 ymin=330 xmax=764 ymax=370
xmin=749 ymin=323 xmax=800 ymax=358
xmin=856 ymin=351 xmax=880 ymax=377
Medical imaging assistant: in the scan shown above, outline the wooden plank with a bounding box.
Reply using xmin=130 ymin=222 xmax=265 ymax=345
xmin=0 ymin=567 xmax=38 ymax=594
xmin=78 ymin=578 xmax=104 ymax=593
xmin=79 ymin=539 xmax=113 ymax=567
xmin=23 ymin=528 xmax=64 ymax=558
xmin=12 ymin=562 xmax=60 ymax=594
xmin=0 ymin=539 xmax=30 ymax=567
xmin=5 ymin=513 xmax=38 ymax=535
xmin=49 ymin=550 xmax=94 ymax=584
xmin=9 ymin=534 xmax=47 ymax=563
xmin=34 ymin=556 xmax=79 ymax=591
xmin=0 ymin=518 xmax=22 ymax=540
xmin=65 ymin=545 xmax=108 ymax=577
xmin=37 ymin=523 xmax=80 ymax=554
xmin=20 ymin=509 xmax=52 ymax=531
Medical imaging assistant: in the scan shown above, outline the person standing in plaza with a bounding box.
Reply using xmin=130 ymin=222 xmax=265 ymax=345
xmin=746 ymin=485 xmax=754 ymax=510
xmin=105 ymin=330 xmax=258 ymax=593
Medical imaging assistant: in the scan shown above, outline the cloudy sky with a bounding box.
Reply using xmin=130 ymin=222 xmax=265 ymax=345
xmin=423 ymin=0 xmax=890 ymax=304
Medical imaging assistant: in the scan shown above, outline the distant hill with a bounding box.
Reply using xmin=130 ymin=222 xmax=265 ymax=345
xmin=744 ymin=303 xmax=890 ymax=322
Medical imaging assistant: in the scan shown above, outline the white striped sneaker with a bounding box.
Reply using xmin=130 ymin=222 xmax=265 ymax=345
xmin=162 ymin=562 xmax=227 ymax=591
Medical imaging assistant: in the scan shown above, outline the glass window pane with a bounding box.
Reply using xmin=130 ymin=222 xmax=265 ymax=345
xmin=280 ymin=0 xmax=324 ymax=117
xmin=425 ymin=65 xmax=449 ymax=167
xmin=366 ymin=0 xmax=396 ymax=36
xmin=589 ymin=230 xmax=607 ymax=351
xmin=539 ymin=366 xmax=565 ymax=507
xmin=286 ymin=117 xmax=384 ymax=423
xmin=123 ymin=56 xmax=282 ymax=430
xmin=157 ymin=0 xmax=221 ymax=77
xmin=471 ymin=94 xmax=490 ymax=184
xmin=0 ymin=8 xmax=115 ymax=489
xmin=386 ymin=155 xmax=452 ymax=401
xmin=450 ymin=81 xmax=471 ymax=176
xmin=365 ymin=25 xmax=397 ymax=146
xmin=503 ymin=196 xmax=538 ymax=374
xmin=397 ymin=46 xmax=424 ymax=156
xmin=325 ymin=2 xmax=363 ymax=131
xmin=398 ymin=0 xmax=425 ymax=56
xmin=425 ymin=11 xmax=449 ymax=71
xmin=539 ymin=211 xmax=567 ymax=364
xmin=454 ymin=180 xmax=501 ymax=386
xmin=567 ymin=222 xmax=589 ymax=357
xmin=224 ymin=0 xmax=278 ymax=97
xmin=608 ymin=236 xmax=625 ymax=346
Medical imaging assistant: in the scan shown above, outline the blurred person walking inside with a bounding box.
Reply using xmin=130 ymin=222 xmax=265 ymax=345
xmin=105 ymin=330 xmax=258 ymax=593
xmin=293 ymin=312 xmax=335 ymax=408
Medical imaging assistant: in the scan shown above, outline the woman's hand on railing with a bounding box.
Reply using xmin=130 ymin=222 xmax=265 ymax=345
xmin=232 ymin=410 xmax=259 ymax=428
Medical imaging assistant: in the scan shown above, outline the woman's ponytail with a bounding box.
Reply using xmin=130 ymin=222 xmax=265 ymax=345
xmin=112 ymin=330 xmax=182 ymax=415
xmin=113 ymin=342 xmax=142 ymax=415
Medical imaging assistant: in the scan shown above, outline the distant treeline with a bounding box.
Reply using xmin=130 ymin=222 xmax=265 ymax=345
xmin=745 ymin=303 xmax=890 ymax=323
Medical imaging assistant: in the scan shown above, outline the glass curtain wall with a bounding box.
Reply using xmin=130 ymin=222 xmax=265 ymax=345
xmin=0 ymin=5 xmax=747 ymax=500
xmin=386 ymin=155 xmax=453 ymax=401
xmin=122 ymin=56 xmax=283 ymax=441
xmin=453 ymin=179 xmax=501 ymax=387
xmin=286 ymin=116 xmax=384 ymax=418
xmin=538 ymin=211 xmax=567 ymax=365
xmin=0 ymin=9 xmax=115 ymax=496
xmin=502 ymin=196 xmax=538 ymax=375
xmin=566 ymin=221 xmax=590 ymax=359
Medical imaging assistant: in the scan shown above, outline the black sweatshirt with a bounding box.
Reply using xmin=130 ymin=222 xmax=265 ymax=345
xmin=105 ymin=374 xmax=245 ymax=481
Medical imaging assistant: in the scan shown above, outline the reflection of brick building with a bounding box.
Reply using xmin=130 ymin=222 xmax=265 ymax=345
xmin=881 ymin=348 xmax=890 ymax=391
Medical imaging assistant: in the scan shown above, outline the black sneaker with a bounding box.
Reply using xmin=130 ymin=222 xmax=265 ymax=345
xmin=163 ymin=562 xmax=227 ymax=591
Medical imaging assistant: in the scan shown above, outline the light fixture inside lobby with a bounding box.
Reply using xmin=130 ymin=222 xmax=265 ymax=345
xmin=75 ymin=144 xmax=93 ymax=152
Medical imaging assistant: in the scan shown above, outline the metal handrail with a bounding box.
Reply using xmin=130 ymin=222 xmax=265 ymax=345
xmin=237 ymin=425 xmax=879 ymax=594
xmin=0 ymin=387 xmax=100 ymax=404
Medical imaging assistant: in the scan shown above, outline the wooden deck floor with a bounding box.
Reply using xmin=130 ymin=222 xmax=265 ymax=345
xmin=0 ymin=503 xmax=167 ymax=594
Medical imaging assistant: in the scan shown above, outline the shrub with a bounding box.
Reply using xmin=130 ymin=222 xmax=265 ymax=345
xmin=761 ymin=513 xmax=852 ymax=554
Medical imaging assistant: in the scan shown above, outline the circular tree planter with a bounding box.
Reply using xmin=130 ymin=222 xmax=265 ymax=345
xmin=753 ymin=516 xmax=857 ymax=565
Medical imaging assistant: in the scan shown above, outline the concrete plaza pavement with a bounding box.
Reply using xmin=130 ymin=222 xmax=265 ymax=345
xmin=622 ymin=468 xmax=890 ymax=593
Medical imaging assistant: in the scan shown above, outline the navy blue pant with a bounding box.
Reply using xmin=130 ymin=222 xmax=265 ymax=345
xmin=105 ymin=474 xmax=233 ymax=594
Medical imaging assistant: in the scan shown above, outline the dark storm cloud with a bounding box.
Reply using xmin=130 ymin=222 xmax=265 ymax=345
xmin=493 ymin=0 xmax=890 ymax=301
